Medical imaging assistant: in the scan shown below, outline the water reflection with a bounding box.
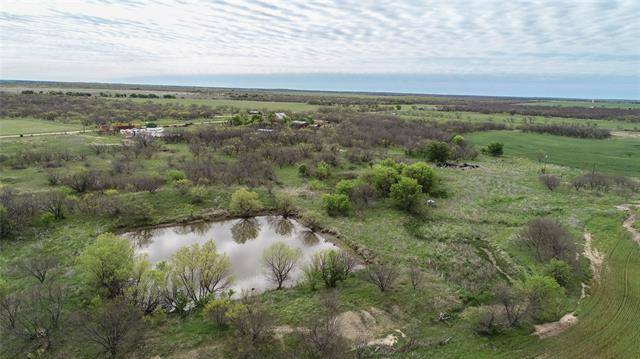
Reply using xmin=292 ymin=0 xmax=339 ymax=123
xmin=231 ymin=218 xmax=260 ymax=243
xmin=268 ymin=216 xmax=294 ymax=237
xmin=122 ymin=216 xmax=337 ymax=294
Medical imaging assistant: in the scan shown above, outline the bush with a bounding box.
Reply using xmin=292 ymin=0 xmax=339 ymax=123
xmin=389 ymin=176 xmax=423 ymax=212
xmin=174 ymin=178 xmax=193 ymax=195
xmin=304 ymin=250 xmax=355 ymax=289
xmin=229 ymin=188 xmax=263 ymax=217
xmin=273 ymin=193 xmax=297 ymax=217
xmin=451 ymin=134 xmax=464 ymax=144
xmin=366 ymin=262 xmax=399 ymax=292
xmin=322 ymin=194 xmax=351 ymax=217
xmin=539 ymin=174 xmax=560 ymax=191
xmin=402 ymin=162 xmax=436 ymax=193
xmin=462 ymin=305 xmax=507 ymax=336
xmin=544 ymin=259 xmax=573 ymax=288
xmin=521 ymin=275 xmax=565 ymax=323
xmin=166 ymin=169 xmax=186 ymax=183
xmin=424 ymin=141 xmax=451 ymax=163
xmin=335 ymin=179 xmax=358 ymax=197
xmin=484 ymin=142 xmax=504 ymax=157
xmin=362 ymin=164 xmax=400 ymax=196
xmin=189 ymin=185 xmax=208 ymax=204
xmin=297 ymin=163 xmax=310 ymax=177
xmin=313 ymin=161 xmax=331 ymax=180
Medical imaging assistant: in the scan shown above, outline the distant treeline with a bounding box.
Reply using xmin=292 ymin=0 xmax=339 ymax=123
xmin=0 ymin=93 xmax=225 ymax=123
xmin=439 ymin=102 xmax=640 ymax=122
xmin=520 ymin=123 xmax=611 ymax=139
xmin=21 ymin=89 xmax=176 ymax=99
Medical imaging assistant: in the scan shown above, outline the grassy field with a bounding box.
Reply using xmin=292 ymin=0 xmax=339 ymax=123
xmin=0 ymin=118 xmax=84 ymax=136
xmin=115 ymin=97 xmax=319 ymax=112
xmin=518 ymin=100 xmax=640 ymax=109
xmin=466 ymin=131 xmax=640 ymax=177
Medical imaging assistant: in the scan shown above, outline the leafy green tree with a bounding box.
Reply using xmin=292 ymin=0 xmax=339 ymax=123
xmin=167 ymin=240 xmax=232 ymax=307
xmin=262 ymin=242 xmax=302 ymax=289
xmin=424 ymin=141 xmax=451 ymax=163
xmin=229 ymin=188 xmax=263 ymax=217
xmin=520 ymin=275 xmax=565 ymax=322
xmin=389 ymin=176 xmax=423 ymax=212
xmin=79 ymin=233 xmax=135 ymax=298
xmin=402 ymin=162 xmax=437 ymax=193
xmin=322 ymin=194 xmax=351 ymax=217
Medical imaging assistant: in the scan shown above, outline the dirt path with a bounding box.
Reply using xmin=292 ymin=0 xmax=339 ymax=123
xmin=583 ymin=232 xmax=604 ymax=282
xmin=616 ymin=204 xmax=640 ymax=245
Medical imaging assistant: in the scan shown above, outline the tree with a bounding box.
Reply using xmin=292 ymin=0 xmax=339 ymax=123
xmin=225 ymin=292 xmax=274 ymax=345
xmin=79 ymin=233 xmax=135 ymax=298
xmin=262 ymin=242 xmax=302 ymax=289
xmin=305 ymin=250 xmax=355 ymax=289
xmin=40 ymin=191 xmax=67 ymax=220
xmin=297 ymin=291 xmax=348 ymax=358
xmin=408 ymin=265 xmax=424 ymax=290
xmin=521 ymin=275 xmax=565 ymax=322
xmin=274 ymin=193 xmax=296 ymax=217
xmin=204 ymin=292 xmax=234 ymax=327
xmin=518 ymin=218 xmax=577 ymax=264
xmin=79 ymin=299 xmax=141 ymax=358
xmin=402 ymin=162 xmax=437 ymax=193
xmin=125 ymin=255 xmax=163 ymax=314
xmin=366 ymin=262 xmax=399 ymax=292
xmin=167 ymin=240 xmax=232 ymax=307
xmin=229 ymin=188 xmax=263 ymax=217
xmin=424 ymin=141 xmax=450 ymax=163
xmin=492 ymin=283 xmax=527 ymax=327
xmin=539 ymin=174 xmax=560 ymax=191
xmin=322 ymin=194 xmax=351 ymax=217
xmin=389 ymin=176 xmax=423 ymax=212
xmin=484 ymin=142 xmax=504 ymax=157
xmin=15 ymin=249 xmax=57 ymax=283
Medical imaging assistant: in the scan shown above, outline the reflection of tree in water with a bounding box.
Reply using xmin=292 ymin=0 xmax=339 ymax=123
xmin=130 ymin=229 xmax=156 ymax=248
xmin=299 ymin=230 xmax=319 ymax=246
xmin=231 ymin=218 xmax=260 ymax=244
xmin=187 ymin=221 xmax=212 ymax=236
xmin=268 ymin=216 xmax=294 ymax=237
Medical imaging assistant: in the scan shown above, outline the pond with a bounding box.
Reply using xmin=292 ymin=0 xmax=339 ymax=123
xmin=122 ymin=216 xmax=338 ymax=294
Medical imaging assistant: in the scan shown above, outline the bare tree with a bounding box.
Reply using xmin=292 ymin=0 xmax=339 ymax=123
xmin=538 ymin=174 xmax=560 ymax=191
xmin=408 ymin=265 xmax=425 ymax=290
xmin=262 ymin=242 xmax=301 ymax=289
xmin=15 ymin=251 xmax=57 ymax=283
xmin=493 ymin=283 xmax=527 ymax=327
xmin=226 ymin=292 xmax=274 ymax=345
xmin=297 ymin=291 xmax=349 ymax=358
xmin=518 ymin=218 xmax=576 ymax=264
xmin=78 ymin=299 xmax=141 ymax=358
xmin=366 ymin=262 xmax=399 ymax=292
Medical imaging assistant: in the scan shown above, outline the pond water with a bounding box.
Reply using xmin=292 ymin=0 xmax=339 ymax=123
xmin=122 ymin=216 xmax=337 ymax=294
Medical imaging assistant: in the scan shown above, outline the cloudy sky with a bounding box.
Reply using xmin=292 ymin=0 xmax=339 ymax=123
xmin=1 ymin=1 xmax=639 ymax=97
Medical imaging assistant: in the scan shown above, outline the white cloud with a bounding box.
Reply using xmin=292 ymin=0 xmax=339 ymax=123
xmin=0 ymin=0 xmax=638 ymax=81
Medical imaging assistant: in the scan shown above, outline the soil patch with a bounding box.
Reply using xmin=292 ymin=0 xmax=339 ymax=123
xmin=533 ymin=313 xmax=578 ymax=339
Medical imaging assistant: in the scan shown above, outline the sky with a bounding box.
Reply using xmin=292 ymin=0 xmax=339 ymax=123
xmin=1 ymin=0 xmax=639 ymax=98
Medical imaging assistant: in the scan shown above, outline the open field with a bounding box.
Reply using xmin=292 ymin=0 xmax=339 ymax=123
xmin=466 ymin=131 xmax=640 ymax=177
xmin=0 ymin=118 xmax=84 ymax=136
xmin=519 ymin=100 xmax=640 ymax=109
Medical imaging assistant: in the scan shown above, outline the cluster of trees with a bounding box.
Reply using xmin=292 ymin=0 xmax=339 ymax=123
xmin=440 ymin=102 xmax=640 ymax=121
xmin=321 ymin=159 xmax=439 ymax=216
xmin=520 ymin=123 xmax=611 ymax=139
xmin=571 ymin=171 xmax=640 ymax=193
xmin=0 ymin=93 xmax=228 ymax=124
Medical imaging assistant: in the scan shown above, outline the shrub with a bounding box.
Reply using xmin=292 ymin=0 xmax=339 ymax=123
xmin=229 ymin=188 xmax=263 ymax=217
xmin=322 ymin=194 xmax=351 ymax=217
xmin=389 ymin=176 xmax=423 ymax=212
xmin=362 ymin=164 xmax=400 ymax=196
xmin=462 ymin=305 xmax=508 ymax=336
xmin=313 ymin=161 xmax=331 ymax=180
xmin=297 ymin=163 xmax=310 ymax=177
xmin=543 ymin=259 xmax=573 ymax=288
xmin=518 ymin=217 xmax=577 ymax=264
xmin=402 ymin=162 xmax=436 ymax=193
xmin=189 ymin=185 xmax=208 ymax=204
xmin=273 ymin=193 xmax=296 ymax=217
xmin=366 ymin=262 xmax=399 ymax=292
xmin=305 ymin=250 xmax=355 ymax=289
xmin=166 ymin=169 xmax=186 ymax=182
xmin=204 ymin=293 xmax=234 ymax=327
xmin=484 ymin=142 xmax=504 ymax=157
xmin=539 ymin=174 xmax=560 ymax=191
xmin=174 ymin=178 xmax=193 ymax=195
xmin=451 ymin=134 xmax=465 ymax=144
xmin=424 ymin=141 xmax=451 ymax=163
xmin=335 ymin=179 xmax=358 ymax=197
